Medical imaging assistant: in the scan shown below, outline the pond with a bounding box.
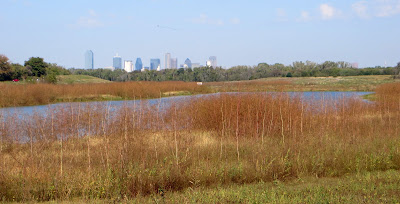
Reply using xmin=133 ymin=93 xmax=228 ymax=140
xmin=0 ymin=91 xmax=372 ymax=118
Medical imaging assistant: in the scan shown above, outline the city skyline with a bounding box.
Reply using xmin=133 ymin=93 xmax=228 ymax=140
xmin=87 ymin=51 xmax=215 ymax=71
xmin=1 ymin=0 xmax=400 ymax=69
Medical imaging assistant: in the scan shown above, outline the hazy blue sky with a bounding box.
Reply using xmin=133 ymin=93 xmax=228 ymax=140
xmin=0 ymin=0 xmax=399 ymax=68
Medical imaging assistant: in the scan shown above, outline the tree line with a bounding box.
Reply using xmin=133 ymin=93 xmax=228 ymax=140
xmin=0 ymin=55 xmax=70 ymax=83
xmin=70 ymin=60 xmax=400 ymax=82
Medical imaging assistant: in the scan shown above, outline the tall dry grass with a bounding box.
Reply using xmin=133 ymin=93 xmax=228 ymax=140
xmin=0 ymin=81 xmax=209 ymax=108
xmin=0 ymin=83 xmax=399 ymax=201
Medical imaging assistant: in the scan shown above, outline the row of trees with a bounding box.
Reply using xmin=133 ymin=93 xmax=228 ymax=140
xmin=0 ymin=55 xmax=70 ymax=83
xmin=70 ymin=60 xmax=400 ymax=82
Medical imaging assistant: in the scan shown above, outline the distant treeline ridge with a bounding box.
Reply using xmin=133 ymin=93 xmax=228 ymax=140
xmin=70 ymin=61 xmax=400 ymax=82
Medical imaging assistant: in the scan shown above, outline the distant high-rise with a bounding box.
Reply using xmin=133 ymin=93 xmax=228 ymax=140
xmin=113 ymin=53 xmax=122 ymax=69
xmin=135 ymin=58 xmax=143 ymax=71
xmin=171 ymin=58 xmax=178 ymax=69
xmin=165 ymin=53 xmax=171 ymax=69
xmin=209 ymin=56 xmax=217 ymax=67
xmin=150 ymin=58 xmax=161 ymax=70
xmin=192 ymin=63 xmax=201 ymax=68
xmin=184 ymin=58 xmax=192 ymax=68
xmin=124 ymin=60 xmax=133 ymax=72
xmin=85 ymin=50 xmax=94 ymax=69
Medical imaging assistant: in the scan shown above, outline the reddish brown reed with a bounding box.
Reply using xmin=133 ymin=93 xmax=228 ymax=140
xmin=0 ymin=81 xmax=209 ymax=108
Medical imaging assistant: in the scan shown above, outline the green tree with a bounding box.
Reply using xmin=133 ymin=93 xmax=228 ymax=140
xmin=0 ymin=55 xmax=12 ymax=81
xmin=45 ymin=71 xmax=57 ymax=84
xmin=394 ymin=62 xmax=400 ymax=78
xmin=11 ymin=63 xmax=31 ymax=80
xmin=24 ymin=57 xmax=47 ymax=77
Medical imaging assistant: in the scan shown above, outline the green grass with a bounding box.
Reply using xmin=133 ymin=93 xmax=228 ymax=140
xmin=291 ymin=75 xmax=397 ymax=91
xmin=57 ymin=75 xmax=112 ymax=84
xmin=137 ymin=170 xmax=400 ymax=203
xmin=39 ymin=170 xmax=400 ymax=203
xmin=55 ymin=94 xmax=124 ymax=102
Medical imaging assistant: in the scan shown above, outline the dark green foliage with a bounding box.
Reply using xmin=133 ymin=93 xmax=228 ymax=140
xmin=24 ymin=57 xmax=48 ymax=77
xmin=45 ymin=72 xmax=58 ymax=84
xmin=0 ymin=55 xmax=12 ymax=81
xmin=0 ymin=55 xmax=70 ymax=82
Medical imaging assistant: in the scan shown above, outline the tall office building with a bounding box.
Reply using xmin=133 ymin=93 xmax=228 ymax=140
xmin=150 ymin=58 xmax=161 ymax=70
xmin=184 ymin=58 xmax=192 ymax=68
xmin=85 ymin=50 xmax=94 ymax=69
xmin=171 ymin=58 xmax=178 ymax=69
xmin=165 ymin=53 xmax=171 ymax=69
xmin=209 ymin=56 xmax=217 ymax=67
xmin=124 ymin=60 xmax=133 ymax=72
xmin=135 ymin=58 xmax=143 ymax=71
xmin=113 ymin=53 xmax=122 ymax=69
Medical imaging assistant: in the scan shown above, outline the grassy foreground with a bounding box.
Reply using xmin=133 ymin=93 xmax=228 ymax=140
xmin=131 ymin=170 xmax=400 ymax=203
xmin=36 ymin=170 xmax=400 ymax=203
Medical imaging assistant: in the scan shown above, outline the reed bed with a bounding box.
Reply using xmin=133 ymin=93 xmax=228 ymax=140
xmin=0 ymin=83 xmax=399 ymax=202
xmin=0 ymin=81 xmax=209 ymax=108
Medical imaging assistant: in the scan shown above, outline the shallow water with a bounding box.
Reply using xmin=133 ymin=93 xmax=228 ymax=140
xmin=0 ymin=91 xmax=372 ymax=118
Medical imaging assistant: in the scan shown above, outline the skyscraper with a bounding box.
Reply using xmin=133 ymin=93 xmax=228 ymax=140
xmin=135 ymin=58 xmax=143 ymax=71
xmin=184 ymin=58 xmax=192 ymax=68
xmin=150 ymin=58 xmax=160 ymax=70
xmin=209 ymin=56 xmax=217 ymax=67
xmin=165 ymin=53 xmax=171 ymax=69
xmin=171 ymin=58 xmax=178 ymax=69
xmin=85 ymin=50 xmax=94 ymax=69
xmin=113 ymin=53 xmax=122 ymax=69
xmin=124 ymin=60 xmax=133 ymax=72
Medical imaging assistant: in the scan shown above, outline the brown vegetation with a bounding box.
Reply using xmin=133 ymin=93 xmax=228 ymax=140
xmin=0 ymin=81 xmax=209 ymax=107
xmin=0 ymin=83 xmax=399 ymax=202
xmin=206 ymin=75 xmax=398 ymax=92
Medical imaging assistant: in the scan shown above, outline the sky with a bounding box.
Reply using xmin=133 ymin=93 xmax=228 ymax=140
xmin=0 ymin=0 xmax=399 ymax=69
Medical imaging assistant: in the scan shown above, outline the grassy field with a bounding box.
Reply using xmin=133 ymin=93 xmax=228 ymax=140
xmin=37 ymin=170 xmax=400 ymax=203
xmin=132 ymin=170 xmax=400 ymax=203
xmin=56 ymin=75 xmax=112 ymax=84
xmin=206 ymin=75 xmax=399 ymax=92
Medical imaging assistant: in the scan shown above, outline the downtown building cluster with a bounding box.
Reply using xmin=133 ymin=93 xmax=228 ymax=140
xmin=84 ymin=50 xmax=217 ymax=72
